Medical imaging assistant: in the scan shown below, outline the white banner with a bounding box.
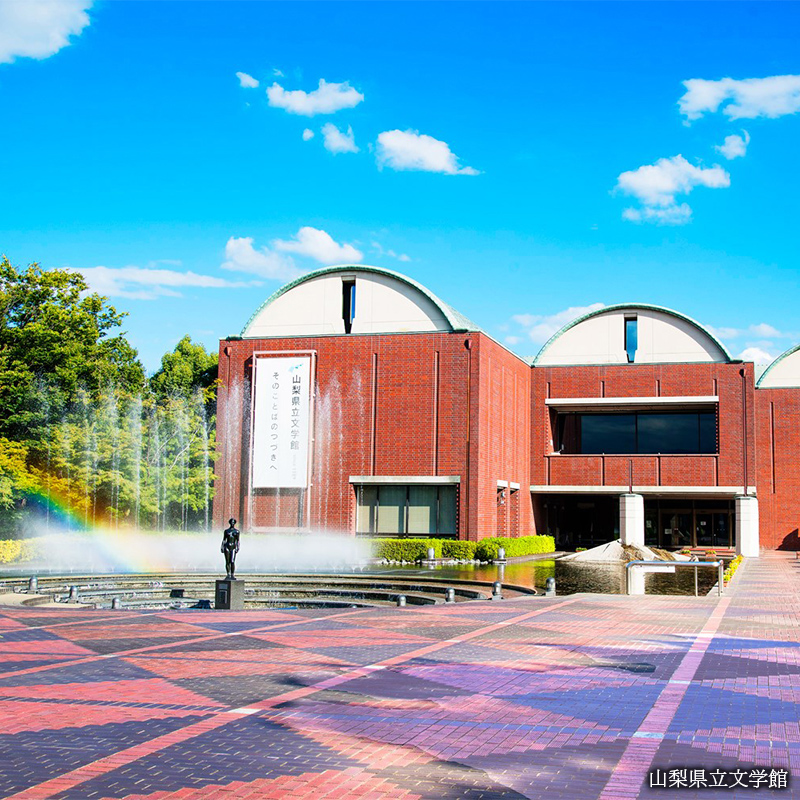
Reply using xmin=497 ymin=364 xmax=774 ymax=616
xmin=252 ymin=356 xmax=312 ymax=488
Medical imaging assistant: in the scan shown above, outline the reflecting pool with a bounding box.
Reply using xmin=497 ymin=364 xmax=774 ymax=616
xmin=372 ymin=558 xmax=722 ymax=596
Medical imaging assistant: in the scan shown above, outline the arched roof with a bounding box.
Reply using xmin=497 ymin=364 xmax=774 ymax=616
xmin=756 ymin=343 xmax=800 ymax=388
xmin=533 ymin=303 xmax=733 ymax=366
xmin=241 ymin=264 xmax=482 ymax=337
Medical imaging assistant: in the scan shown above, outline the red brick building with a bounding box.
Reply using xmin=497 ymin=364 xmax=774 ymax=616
xmin=214 ymin=265 xmax=800 ymax=554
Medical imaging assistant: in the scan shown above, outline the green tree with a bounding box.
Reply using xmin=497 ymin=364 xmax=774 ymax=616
xmin=149 ymin=335 xmax=218 ymax=402
xmin=0 ymin=258 xmax=218 ymax=534
xmin=0 ymin=438 xmax=34 ymax=510
xmin=0 ymin=257 xmax=146 ymax=533
xmin=0 ymin=256 xmax=145 ymax=438
xmin=146 ymin=337 xmax=218 ymax=530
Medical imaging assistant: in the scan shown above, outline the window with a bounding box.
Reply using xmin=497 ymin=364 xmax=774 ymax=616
xmin=342 ymin=279 xmax=356 ymax=334
xmin=556 ymin=411 xmax=717 ymax=454
xmin=376 ymin=485 xmax=404 ymax=533
xmin=624 ymin=316 xmax=638 ymax=363
xmin=407 ymin=486 xmax=437 ymax=534
xmin=356 ymin=485 xmax=457 ymax=536
xmin=581 ymin=414 xmax=636 ymax=454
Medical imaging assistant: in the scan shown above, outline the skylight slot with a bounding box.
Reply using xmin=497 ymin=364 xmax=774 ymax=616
xmin=342 ymin=279 xmax=356 ymax=334
xmin=624 ymin=316 xmax=638 ymax=363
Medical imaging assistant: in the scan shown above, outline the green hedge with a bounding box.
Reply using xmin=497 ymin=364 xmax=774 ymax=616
xmin=371 ymin=538 xmax=443 ymax=561
xmin=369 ymin=536 xmax=554 ymax=562
xmin=441 ymin=540 xmax=477 ymax=560
xmin=475 ymin=535 xmax=555 ymax=561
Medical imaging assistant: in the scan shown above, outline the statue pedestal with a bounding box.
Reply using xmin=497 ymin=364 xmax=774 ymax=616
xmin=215 ymin=578 xmax=245 ymax=610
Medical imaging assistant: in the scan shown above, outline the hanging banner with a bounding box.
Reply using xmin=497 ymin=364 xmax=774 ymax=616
xmin=252 ymin=355 xmax=311 ymax=488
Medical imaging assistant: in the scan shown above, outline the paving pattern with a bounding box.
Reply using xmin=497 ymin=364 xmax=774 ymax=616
xmin=0 ymin=553 xmax=798 ymax=799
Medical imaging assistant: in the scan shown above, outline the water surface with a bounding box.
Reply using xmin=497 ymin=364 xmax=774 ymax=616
xmin=371 ymin=558 xmax=722 ymax=596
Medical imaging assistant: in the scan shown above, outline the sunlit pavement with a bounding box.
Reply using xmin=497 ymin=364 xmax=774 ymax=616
xmin=0 ymin=553 xmax=798 ymax=799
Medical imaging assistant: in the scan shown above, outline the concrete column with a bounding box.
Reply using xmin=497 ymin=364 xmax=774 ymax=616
xmin=619 ymin=493 xmax=645 ymax=549
xmin=628 ymin=568 xmax=646 ymax=595
xmin=735 ymin=495 xmax=760 ymax=558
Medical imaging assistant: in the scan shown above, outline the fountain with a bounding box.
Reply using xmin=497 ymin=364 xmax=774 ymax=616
xmin=0 ymin=367 xmax=708 ymax=610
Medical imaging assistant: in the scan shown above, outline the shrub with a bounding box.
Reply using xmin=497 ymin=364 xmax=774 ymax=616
xmin=0 ymin=538 xmax=40 ymax=564
xmin=370 ymin=538 xmax=442 ymax=562
xmin=442 ymin=540 xmax=477 ymax=560
xmin=723 ymin=554 xmax=744 ymax=584
xmin=474 ymin=535 xmax=555 ymax=562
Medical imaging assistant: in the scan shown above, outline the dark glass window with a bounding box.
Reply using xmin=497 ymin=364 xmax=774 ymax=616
xmin=625 ymin=317 xmax=638 ymax=363
xmin=699 ymin=412 xmax=717 ymax=453
xmin=562 ymin=410 xmax=717 ymax=454
xmin=581 ymin=414 xmax=636 ymax=454
xmin=638 ymin=413 xmax=695 ymax=454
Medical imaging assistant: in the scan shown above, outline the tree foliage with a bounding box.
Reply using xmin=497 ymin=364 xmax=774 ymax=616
xmin=150 ymin=335 xmax=218 ymax=402
xmin=0 ymin=257 xmax=218 ymax=535
xmin=0 ymin=257 xmax=144 ymax=438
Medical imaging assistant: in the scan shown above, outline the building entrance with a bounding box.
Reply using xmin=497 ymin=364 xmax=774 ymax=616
xmin=695 ymin=512 xmax=732 ymax=548
xmin=656 ymin=511 xmax=692 ymax=549
xmin=644 ymin=499 xmax=734 ymax=549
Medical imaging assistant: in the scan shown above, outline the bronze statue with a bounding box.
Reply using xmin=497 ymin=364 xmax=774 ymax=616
xmin=221 ymin=518 xmax=240 ymax=579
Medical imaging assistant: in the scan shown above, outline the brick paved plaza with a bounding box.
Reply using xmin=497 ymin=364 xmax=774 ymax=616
xmin=0 ymin=554 xmax=798 ymax=799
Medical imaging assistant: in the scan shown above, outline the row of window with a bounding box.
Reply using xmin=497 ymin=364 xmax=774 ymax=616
xmin=356 ymin=485 xmax=457 ymax=536
xmin=346 ymin=413 xmax=716 ymax=538
xmin=555 ymin=411 xmax=717 ymax=455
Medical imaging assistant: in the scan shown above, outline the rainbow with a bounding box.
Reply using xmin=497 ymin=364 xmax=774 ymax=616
xmin=24 ymin=489 xmax=88 ymax=532
xmin=21 ymin=489 xmax=181 ymax=574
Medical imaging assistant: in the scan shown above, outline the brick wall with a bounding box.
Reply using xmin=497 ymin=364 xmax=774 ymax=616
xmin=213 ymin=331 xmax=536 ymax=541
xmin=470 ymin=336 xmax=534 ymax=540
xmin=215 ymin=333 xmax=800 ymax=549
xmin=755 ymin=387 xmax=800 ymax=549
xmin=530 ymin=362 xmax=756 ymax=491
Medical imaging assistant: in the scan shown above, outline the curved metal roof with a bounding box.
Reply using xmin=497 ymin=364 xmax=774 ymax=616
xmin=241 ymin=264 xmax=484 ymax=337
xmin=532 ymin=302 xmax=733 ymax=365
xmin=756 ymin=342 xmax=800 ymax=388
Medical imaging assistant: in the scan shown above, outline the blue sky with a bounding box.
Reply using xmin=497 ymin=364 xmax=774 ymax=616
xmin=1 ymin=1 xmax=799 ymax=372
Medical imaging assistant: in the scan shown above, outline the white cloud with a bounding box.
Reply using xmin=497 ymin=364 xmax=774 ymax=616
xmin=376 ymin=129 xmax=479 ymax=175
xmin=702 ymin=322 xmax=798 ymax=365
xmin=371 ymin=241 xmax=411 ymax=262
xmin=511 ymin=303 xmax=605 ymax=345
xmin=0 ymin=0 xmax=93 ymax=64
xmin=622 ymin=204 xmax=693 ymax=226
xmin=739 ymin=346 xmax=778 ymax=363
xmin=504 ymin=335 xmax=521 ymax=346
xmin=679 ymin=75 xmax=800 ymax=120
xmin=75 ymin=265 xmax=248 ymax=301
xmin=322 ymin=122 xmax=358 ymax=154
xmin=749 ymin=322 xmax=783 ymax=338
xmin=715 ymin=131 xmax=750 ymax=160
xmin=706 ymin=322 xmax=791 ymax=340
xmin=706 ymin=324 xmax=743 ymax=340
xmin=302 ymin=128 xmax=314 ymax=141
xmin=273 ymin=227 xmax=363 ymax=265
xmin=236 ymin=71 xmax=259 ymax=89
xmin=616 ymin=155 xmax=729 ymax=225
xmin=616 ymin=155 xmax=729 ymax=207
xmin=273 ymin=68 xmax=284 ymax=78
xmin=222 ymin=237 xmax=301 ymax=281
xmin=266 ymin=78 xmax=364 ymax=116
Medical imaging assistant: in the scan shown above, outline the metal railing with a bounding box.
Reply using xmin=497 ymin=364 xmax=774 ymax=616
xmin=625 ymin=559 xmax=724 ymax=597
